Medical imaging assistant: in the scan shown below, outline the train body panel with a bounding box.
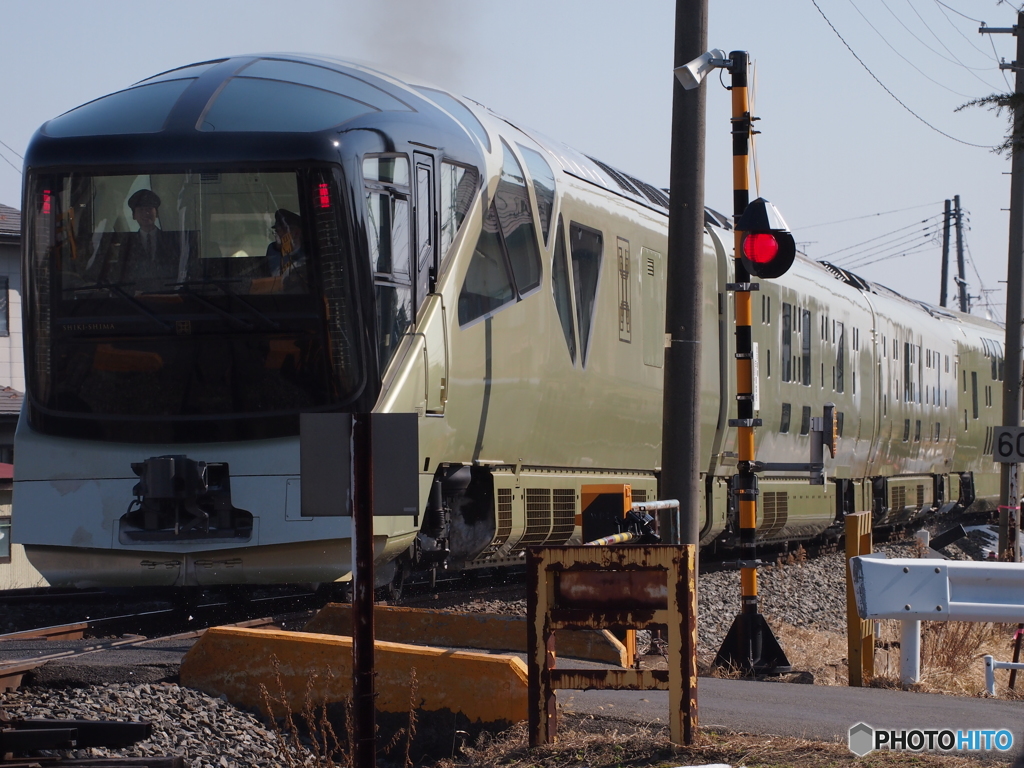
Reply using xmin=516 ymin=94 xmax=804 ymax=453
xmin=11 ymin=54 xmax=1006 ymax=587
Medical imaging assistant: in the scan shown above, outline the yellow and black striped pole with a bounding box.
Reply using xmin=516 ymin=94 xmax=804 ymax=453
xmin=714 ymin=50 xmax=791 ymax=675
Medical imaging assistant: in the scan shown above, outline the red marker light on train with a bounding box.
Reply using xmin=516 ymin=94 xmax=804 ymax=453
xmin=736 ymin=198 xmax=796 ymax=279
xmin=41 ymin=190 xmax=52 ymax=215
xmin=317 ymin=183 xmax=331 ymax=209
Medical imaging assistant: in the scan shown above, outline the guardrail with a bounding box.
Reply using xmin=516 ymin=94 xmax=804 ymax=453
xmin=985 ymin=654 xmax=1024 ymax=695
xmin=850 ymin=556 xmax=1024 ymax=685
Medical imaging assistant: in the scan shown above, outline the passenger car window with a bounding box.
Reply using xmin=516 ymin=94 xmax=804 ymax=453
xmin=552 ymin=217 xmax=576 ymax=364
xmin=46 ymin=80 xmax=195 ymax=137
xmin=440 ymin=162 xmax=478 ymax=260
xmin=569 ymin=222 xmax=603 ymax=367
xmin=495 ymin=140 xmax=542 ymax=295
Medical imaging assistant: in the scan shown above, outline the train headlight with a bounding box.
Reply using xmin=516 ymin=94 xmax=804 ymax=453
xmin=736 ymin=197 xmax=797 ymax=279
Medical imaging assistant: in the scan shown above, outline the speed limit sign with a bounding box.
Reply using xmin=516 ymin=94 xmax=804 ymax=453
xmin=994 ymin=427 xmax=1024 ymax=463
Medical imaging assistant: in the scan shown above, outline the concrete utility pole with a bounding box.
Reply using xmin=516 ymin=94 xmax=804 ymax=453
xmin=940 ymin=199 xmax=951 ymax=308
xmin=955 ymin=195 xmax=968 ymax=313
xmin=661 ymin=0 xmax=708 ymax=548
xmin=993 ymin=13 xmax=1024 ymax=561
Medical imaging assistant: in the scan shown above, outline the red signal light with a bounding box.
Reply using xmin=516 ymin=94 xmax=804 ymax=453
xmin=742 ymin=233 xmax=779 ymax=264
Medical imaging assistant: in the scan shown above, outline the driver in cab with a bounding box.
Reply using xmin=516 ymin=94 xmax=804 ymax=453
xmin=119 ymin=189 xmax=179 ymax=293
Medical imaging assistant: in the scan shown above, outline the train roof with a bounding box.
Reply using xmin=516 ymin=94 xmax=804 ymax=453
xmin=27 ymin=53 xmax=739 ymax=230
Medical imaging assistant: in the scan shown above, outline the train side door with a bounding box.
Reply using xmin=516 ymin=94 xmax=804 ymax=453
xmin=413 ymin=151 xmax=447 ymax=414
xmin=413 ymin=152 xmax=436 ymax=303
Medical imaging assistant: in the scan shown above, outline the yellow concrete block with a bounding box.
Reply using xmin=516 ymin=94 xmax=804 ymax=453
xmin=180 ymin=626 xmax=527 ymax=726
xmin=303 ymin=604 xmax=629 ymax=666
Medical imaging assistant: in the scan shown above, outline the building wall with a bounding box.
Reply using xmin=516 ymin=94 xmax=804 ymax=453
xmin=0 ymin=241 xmax=24 ymax=393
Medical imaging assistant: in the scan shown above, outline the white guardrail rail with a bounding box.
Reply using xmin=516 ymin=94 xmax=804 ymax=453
xmin=849 ymin=556 xmax=1024 ymax=686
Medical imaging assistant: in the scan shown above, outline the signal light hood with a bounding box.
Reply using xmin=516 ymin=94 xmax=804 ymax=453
xmin=735 ymin=197 xmax=789 ymax=233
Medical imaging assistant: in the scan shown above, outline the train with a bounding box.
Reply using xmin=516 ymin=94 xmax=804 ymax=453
xmin=12 ymin=53 xmax=1004 ymax=591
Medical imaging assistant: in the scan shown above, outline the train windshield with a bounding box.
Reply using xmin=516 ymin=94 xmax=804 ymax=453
xmin=25 ymin=169 xmax=366 ymax=442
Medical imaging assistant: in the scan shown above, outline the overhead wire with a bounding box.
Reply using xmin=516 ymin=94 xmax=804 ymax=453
xmin=845 ymin=0 xmax=974 ymax=96
xmin=819 ymin=214 xmax=942 ymax=258
xmin=932 ymin=0 xmax=1004 ymax=62
xmin=0 ymin=148 xmax=21 ymax=177
xmin=0 ymin=140 xmax=22 ymax=162
xmin=800 ymin=200 xmax=943 ymax=229
xmin=890 ymin=0 xmax=1001 ymax=75
xmin=809 ymin=0 xmax=999 ymax=149
xmin=839 ymin=229 xmax=940 ymax=268
xmin=840 ymin=239 xmax=938 ymax=270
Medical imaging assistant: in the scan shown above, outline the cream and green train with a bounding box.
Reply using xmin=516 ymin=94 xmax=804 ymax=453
xmin=14 ymin=54 xmax=1001 ymax=589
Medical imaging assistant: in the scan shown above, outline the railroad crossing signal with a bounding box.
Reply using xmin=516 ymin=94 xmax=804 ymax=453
xmin=736 ymin=197 xmax=796 ymax=279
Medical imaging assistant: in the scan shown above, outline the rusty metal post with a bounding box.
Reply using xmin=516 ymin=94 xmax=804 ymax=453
xmin=527 ymin=548 xmax=556 ymax=746
xmin=351 ymin=412 xmax=376 ymax=768
xmin=845 ymin=511 xmax=874 ymax=686
xmin=668 ymin=545 xmax=698 ymax=744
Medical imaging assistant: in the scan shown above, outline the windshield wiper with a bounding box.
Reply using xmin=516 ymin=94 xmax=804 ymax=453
xmin=70 ymin=281 xmax=174 ymax=331
xmin=175 ymin=279 xmax=281 ymax=331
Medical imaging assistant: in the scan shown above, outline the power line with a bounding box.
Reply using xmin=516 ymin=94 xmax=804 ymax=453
xmin=0 ymin=147 xmax=21 ymax=177
xmin=890 ymin=0 xmax=1001 ymax=77
xmin=843 ymin=239 xmax=938 ymax=269
xmin=810 ymin=0 xmax=999 ymax=149
xmin=800 ymin=200 xmax=944 ymax=229
xmin=932 ymin=0 xmax=1003 ymax=63
xmin=933 ymin=0 xmax=985 ymax=24
xmin=819 ymin=214 xmax=942 ymax=258
xmin=840 ymin=231 xmax=940 ymax=268
xmin=0 ymin=139 xmax=22 ymax=162
xmin=845 ymin=0 xmax=974 ymax=96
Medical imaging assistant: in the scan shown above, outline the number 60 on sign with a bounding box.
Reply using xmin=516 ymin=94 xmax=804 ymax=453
xmin=994 ymin=427 xmax=1024 ymax=463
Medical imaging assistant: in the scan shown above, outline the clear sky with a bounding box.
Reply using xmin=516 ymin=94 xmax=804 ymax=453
xmin=0 ymin=1 xmax=1018 ymax=318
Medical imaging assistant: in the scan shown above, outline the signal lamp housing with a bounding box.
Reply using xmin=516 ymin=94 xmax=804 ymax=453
xmin=736 ymin=198 xmax=797 ymax=279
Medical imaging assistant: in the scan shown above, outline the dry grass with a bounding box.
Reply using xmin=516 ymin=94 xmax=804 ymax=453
xmin=435 ymin=715 xmax=1007 ymax=767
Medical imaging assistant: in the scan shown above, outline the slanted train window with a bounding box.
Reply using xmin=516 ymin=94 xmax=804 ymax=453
xmin=551 ymin=217 xmax=576 ymax=364
xmin=569 ymin=222 xmax=603 ymax=367
xmin=457 ymin=141 xmax=543 ymax=326
xmin=518 ymin=144 xmax=556 ymax=244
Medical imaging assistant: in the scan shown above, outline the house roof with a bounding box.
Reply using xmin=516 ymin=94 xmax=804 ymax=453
xmin=0 ymin=204 xmax=19 ymax=242
xmin=0 ymin=387 xmax=23 ymax=415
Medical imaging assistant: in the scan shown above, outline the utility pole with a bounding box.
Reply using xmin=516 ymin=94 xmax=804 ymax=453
xmin=986 ymin=14 xmax=1024 ymax=562
xmin=955 ymin=194 xmax=968 ymax=313
xmin=940 ymin=199 xmax=951 ymax=308
xmin=661 ymin=0 xmax=708 ymax=549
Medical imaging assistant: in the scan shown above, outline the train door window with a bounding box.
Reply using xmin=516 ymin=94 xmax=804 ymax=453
xmin=835 ymin=321 xmax=845 ymax=393
xmin=781 ymin=303 xmax=792 ymax=382
xmin=569 ymin=222 xmax=603 ymax=367
xmin=439 ymin=161 xmax=478 ymax=262
xmin=364 ymin=155 xmax=413 ymax=371
xmin=801 ymin=309 xmax=812 ymax=386
xmin=893 ymin=339 xmax=898 ymax=359
xmin=552 ymin=217 xmax=576 ymax=364
xmin=935 ymin=422 xmax=941 ymax=441
xmin=914 ymin=420 xmax=921 ymax=442
xmin=903 ymin=419 xmax=910 ymax=442
xmin=882 ymin=335 xmax=886 ymax=357
xmin=837 ymin=411 xmax=844 ymax=437
xmin=971 ymin=371 xmax=979 ymax=419
xmin=761 ymin=294 xmax=771 ymax=324
xmin=799 ymin=405 xmax=811 ymax=435
xmin=617 ymin=238 xmax=631 ymax=343
xmin=780 ymin=402 xmax=791 ymax=433
xmin=518 ymin=144 xmax=556 ymax=245
xmin=414 ymin=153 xmax=435 ymax=301
xmin=640 ymin=246 xmax=664 ymax=368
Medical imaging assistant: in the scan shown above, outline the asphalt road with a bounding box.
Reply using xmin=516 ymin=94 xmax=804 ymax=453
xmin=561 ymin=677 xmax=1024 ymax=757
